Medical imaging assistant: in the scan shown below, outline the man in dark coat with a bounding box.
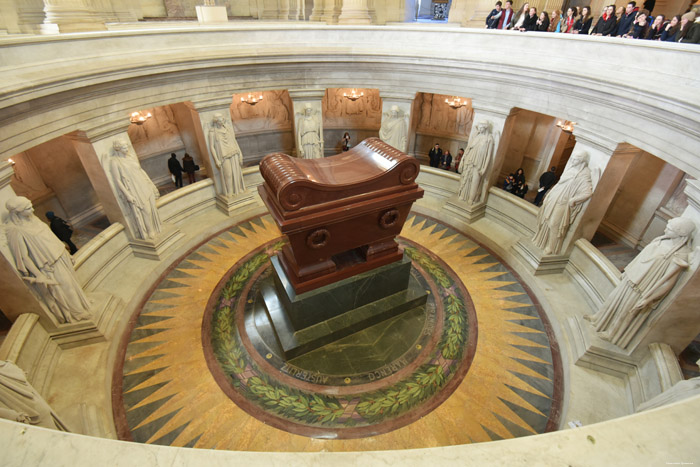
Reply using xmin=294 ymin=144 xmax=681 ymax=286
xmin=534 ymin=166 xmax=557 ymax=206
xmin=45 ymin=211 xmax=78 ymax=254
xmin=486 ymin=2 xmax=503 ymax=29
xmin=168 ymin=153 xmax=183 ymax=188
xmin=428 ymin=143 xmax=442 ymax=168
xmin=615 ymin=1 xmax=639 ymax=36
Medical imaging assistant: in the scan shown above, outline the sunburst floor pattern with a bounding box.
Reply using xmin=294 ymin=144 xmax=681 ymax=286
xmin=113 ymin=213 xmax=562 ymax=451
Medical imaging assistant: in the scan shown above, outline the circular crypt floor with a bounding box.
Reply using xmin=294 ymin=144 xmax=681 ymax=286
xmin=112 ymin=213 xmax=562 ymax=451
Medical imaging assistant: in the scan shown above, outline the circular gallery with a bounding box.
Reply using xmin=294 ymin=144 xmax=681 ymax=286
xmin=0 ymin=4 xmax=699 ymax=465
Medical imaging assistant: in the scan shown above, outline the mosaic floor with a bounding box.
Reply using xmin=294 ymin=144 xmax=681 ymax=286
xmin=113 ymin=214 xmax=562 ymax=451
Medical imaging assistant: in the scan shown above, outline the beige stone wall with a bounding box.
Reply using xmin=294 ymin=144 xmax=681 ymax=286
xmin=20 ymin=136 xmax=101 ymax=227
xmin=500 ymin=109 xmax=557 ymax=188
xmin=601 ymin=152 xmax=683 ymax=248
xmin=411 ymin=92 xmax=474 ymax=164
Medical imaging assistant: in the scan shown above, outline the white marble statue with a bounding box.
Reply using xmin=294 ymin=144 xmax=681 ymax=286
xmin=0 ymin=360 xmax=68 ymax=430
xmin=585 ymin=217 xmax=696 ymax=349
xmin=3 ymin=196 xmax=91 ymax=324
xmin=295 ymin=104 xmax=323 ymax=159
xmin=379 ymin=105 xmax=409 ymax=152
xmin=107 ymin=139 xmax=161 ymax=240
xmin=457 ymin=120 xmax=498 ymax=204
xmin=532 ymin=152 xmax=593 ymax=255
xmin=208 ymin=113 xmax=246 ymax=196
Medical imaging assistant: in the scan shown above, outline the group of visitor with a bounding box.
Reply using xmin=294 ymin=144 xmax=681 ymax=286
xmin=167 ymin=152 xmax=198 ymax=188
xmin=485 ymin=0 xmax=699 ymax=43
xmin=428 ymin=143 xmax=465 ymax=172
xmin=502 ymin=168 xmax=529 ymax=198
xmin=501 ymin=166 xmax=559 ymax=205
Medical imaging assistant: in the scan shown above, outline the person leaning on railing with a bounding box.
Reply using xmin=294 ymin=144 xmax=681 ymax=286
xmin=677 ymin=12 xmax=700 ymax=43
xmin=623 ymin=9 xmax=651 ymax=38
xmin=573 ymin=6 xmax=593 ymax=34
xmin=646 ymin=14 xmax=666 ymax=39
xmin=660 ymin=15 xmax=681 ymax=41
xmin=591 ymin=4 xmax=617 ymax=36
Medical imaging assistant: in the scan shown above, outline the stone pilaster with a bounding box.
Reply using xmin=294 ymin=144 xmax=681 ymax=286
xmin=444 ymin=102 xmax=513 ymax=223
xmin=41 ymin=0 xmax=107 ymax=34
xmin=0 ymin=162 xmax=46 ymax=325
xmin=0 ymin=161 xmax=108 ymax=346
xmin=288 ymin=89 xmax=326 ymax=158
xmin=512 ymin=127 xmax=619 ymax=274
xmin=629 ymin=179 xmax=700 ymax=356
xmin=76 ymin=128 xmax=182 ymax=260
xmin=191 ymin=98 xmax=257 ymax=216
xmin=338 ymin=0 xmax=371 ymax=24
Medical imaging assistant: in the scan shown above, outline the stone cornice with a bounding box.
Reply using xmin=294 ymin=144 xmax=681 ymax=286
xmin=572 ymin=125 xmax=619 ymax=156
xmin=287 ymin=89 xmax=327 ymax=101
xmin=0 ymin=161 xmax=14 ymax=190
xmin=0 ymin=28 xmax=698 ymax=176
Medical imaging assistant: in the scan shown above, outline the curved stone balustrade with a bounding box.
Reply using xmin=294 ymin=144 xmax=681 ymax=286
xmin=1 ymin=25 xmax=699 ymax=462
xmin=1 ymin=395 xmax=698 ymax=464
xmin=0 ymin=163 xmax=695 ymax=460
xmin=0 ymin=26 xmax=699 ymax=176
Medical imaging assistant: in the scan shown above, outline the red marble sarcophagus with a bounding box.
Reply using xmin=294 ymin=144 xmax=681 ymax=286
xmin=258 ymin=138 xmax=423 ymax=294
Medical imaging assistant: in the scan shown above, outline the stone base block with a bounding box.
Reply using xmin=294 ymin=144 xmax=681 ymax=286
xmin=512 ymin=239 xmax=569 ymax=275
xmin=129 ymin=224 xmax=183 ymax=260
xmin=215 ymin=191 xmax=258 ymax=216
xmin=444 ymin=197 xmax=486 ymax=223
xmin=255 ymin=255 xmax=427 ymax=359
xmin=89 ymin=291 xmax=124 ymax=339
xmin=48 ymin=320 xmax=104 ymax=350
xmin=566 ymin=315 xmax=642 ymax=410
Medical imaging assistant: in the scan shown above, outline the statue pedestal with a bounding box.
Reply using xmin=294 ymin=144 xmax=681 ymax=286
xmin=444 ymin=197 xmax=486 ymax=223
xmin=254 ymin=254 xmax=427 ymax=359
xmin=129 ymin=224 xmax=183 ymax=260
xmin=215 ymin=191 xmax=258 ymax=216
xmin=512 ymin=239 xmax=569 ymax=275
xmin=567 ymin=316 xmax=684 ymax=411
xmin=47 ymin=291 xmax=122 ymax=349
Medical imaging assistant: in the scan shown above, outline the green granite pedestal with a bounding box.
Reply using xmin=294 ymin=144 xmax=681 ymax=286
xmin=256 ymin=254 xmax=427 ymax=360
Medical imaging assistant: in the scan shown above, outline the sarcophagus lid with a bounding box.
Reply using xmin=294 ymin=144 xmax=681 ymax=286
xmin=258 ymin=138 xmax=423 ymax=294
xmin=259 ymin=138 xmax=420 ymax=219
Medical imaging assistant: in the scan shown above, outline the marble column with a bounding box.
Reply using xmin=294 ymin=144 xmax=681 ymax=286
xmin=309 ymin=0 xmax=325 ymax=21
xmin=378 ymin=90 xmax=415 ymax=153
xmin=512 ymin=128 xmax=618 ymax=274
xmin=289 ymin=89 xmax=326 ymax=158
xmin=75 ymin=129 xmax=182 ymax=260
xmin=444 ymin=102 xmax=514 ymax=223
xmin=0 ymin=0 xmax=45 ymax=34
xmin=261 ymin=0 xmax=284 ymax=20
xmin=0 ymin=161 xmax=106 ymax=347
xmin=108 ymin=0 xmax=142 ymax=22
xmin=41 ymin=0 xmax=107 ymax=34
xmin=338 ymin=0 xmax=372 ymax=24
xmin=191 ymin=98 xmax=257 ymax=216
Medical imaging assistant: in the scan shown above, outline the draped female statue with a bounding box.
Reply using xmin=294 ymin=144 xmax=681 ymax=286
xmin=208 ymin=113 xmax=246 ymax=196
xmin=107 ymin=139 xmax=161 ymax=240
xmin=457 ymin=120 xmax=497 ymax=205
xmin=0 ymin=360 xmax=68 ymax=430
xmin=379 ymin=105 xmax=409 ymax=152
xmin=296 ymin=105 xmax=323 ymax=159
xmin=4 ymin=196 xmax=91 ymax=324
xmin=532 ymin=152 xmax=593 ymax=255
xmin=585 ymin=217 xmax=696 ymax=349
